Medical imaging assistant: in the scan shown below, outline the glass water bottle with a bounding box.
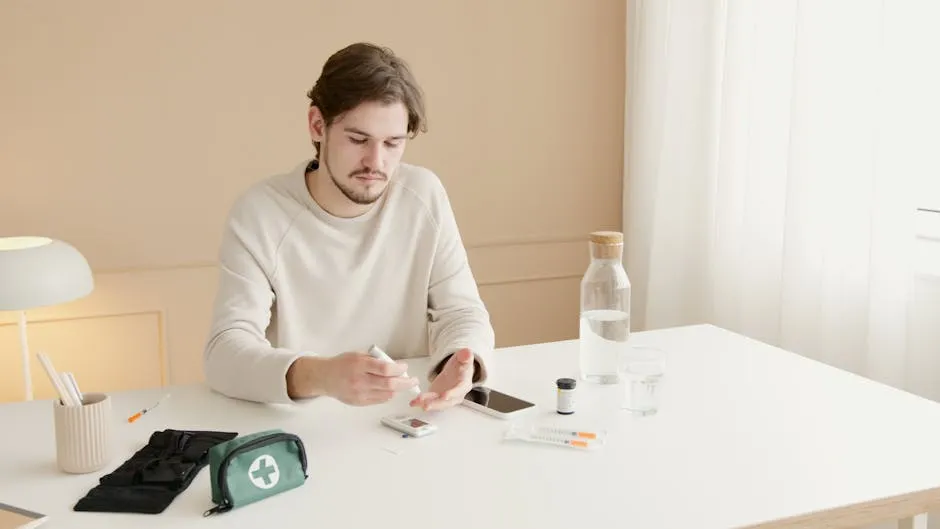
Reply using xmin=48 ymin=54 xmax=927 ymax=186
xmin=579 ymin=231 xmax=631 ymax=384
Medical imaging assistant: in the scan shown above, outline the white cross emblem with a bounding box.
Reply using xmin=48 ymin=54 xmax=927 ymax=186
xmin=248 ymin=454 xmax=280 ymax=489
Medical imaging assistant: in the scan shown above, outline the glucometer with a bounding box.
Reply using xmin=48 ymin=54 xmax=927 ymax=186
xmin=380 ymin=414 xmax=438 ymax=438
xmin=367 ymin=345 xmax=421 ymax=396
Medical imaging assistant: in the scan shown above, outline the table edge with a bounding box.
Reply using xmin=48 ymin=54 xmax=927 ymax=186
xmin=741 ymin=486 xmax=940 ymax=528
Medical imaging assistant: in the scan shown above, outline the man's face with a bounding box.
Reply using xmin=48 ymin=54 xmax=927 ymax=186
xmin=309 ymin=100 xmax=409 ymax=205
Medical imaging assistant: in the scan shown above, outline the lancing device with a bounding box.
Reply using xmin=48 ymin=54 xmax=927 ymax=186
xmin=368 ymin=345 xmax=421 ymax=396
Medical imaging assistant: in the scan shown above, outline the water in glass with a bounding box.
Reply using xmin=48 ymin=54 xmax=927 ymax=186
xmin=621 ymin=347 xmax=665 ymax=415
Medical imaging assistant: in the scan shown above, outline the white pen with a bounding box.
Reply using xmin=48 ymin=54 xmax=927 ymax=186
xmin=367 ymin=345 xmax=421 ymax=396
xmin=63 ymin=372 xmax=83 ymax=405
xmin=36 ymin=352 xmax=79 ymax=406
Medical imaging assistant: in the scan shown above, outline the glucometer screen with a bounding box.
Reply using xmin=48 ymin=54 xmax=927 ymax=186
xmin=464 ymin=387 xmax=535 ymax=413
xmin=409 ymin=418 xmax=428 ymax=428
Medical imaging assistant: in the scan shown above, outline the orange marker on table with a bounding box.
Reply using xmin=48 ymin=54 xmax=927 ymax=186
xmin=128 ymin=394 xmax=170 ymax=423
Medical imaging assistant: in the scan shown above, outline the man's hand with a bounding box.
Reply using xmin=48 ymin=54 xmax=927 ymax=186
xmin=287 ymin=352 xmax=418 ymax=405
xmin=410 ymin=348 xmax=476 ymax=411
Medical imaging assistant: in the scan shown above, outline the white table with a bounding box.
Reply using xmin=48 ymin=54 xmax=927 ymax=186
xmin=2 ymin=324 xmax=940 ymax=528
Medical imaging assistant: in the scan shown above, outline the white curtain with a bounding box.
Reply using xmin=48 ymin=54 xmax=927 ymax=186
xmin=624 ymin=1 xmax=940 ymax=397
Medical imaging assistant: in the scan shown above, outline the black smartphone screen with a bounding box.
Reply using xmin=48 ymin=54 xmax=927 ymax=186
xmin=464 ymin=387 xmax=535 ymax=413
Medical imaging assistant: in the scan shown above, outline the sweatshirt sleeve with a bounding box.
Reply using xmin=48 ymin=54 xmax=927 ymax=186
xmin=425 ymin=183 xmax=496 ymax=384
xmin=203 ymin=191 xmax=305 ymax=404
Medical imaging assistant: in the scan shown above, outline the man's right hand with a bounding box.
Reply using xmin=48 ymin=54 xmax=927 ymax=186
xmin=287 ymin=352 xmax=419 ymax=405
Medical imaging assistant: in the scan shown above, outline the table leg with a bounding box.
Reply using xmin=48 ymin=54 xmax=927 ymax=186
xmin=898 ymin=513 xmax=928 ymax=529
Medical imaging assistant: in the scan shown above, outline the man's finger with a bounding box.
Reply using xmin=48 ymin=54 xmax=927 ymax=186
xmin=361 ymin=390 xmax=396 ymax=405
xmin=409 ymin=392 xmax=438 ymax=409
xmin=423 ymin=399 xmax=445 ymax=411
xmin=423 ymin=393 xmax=462 ymax=411
xmin=419 ymin=394 xmax=444 ymax=411
xmin=368 ymin=373 xmax=419 ymax=391
xmin=441 ymin=361 xmax=474 ymax=401
xmin=457 ymin=359 xmax=473 ymax=377
xmin=450 ymin=349 xmax=474 ymax=377
xmin=441 ymin=380 xmax=471 ymax=401
xmin=363 ymin=357 xmax=409 ymax=377
xmin=372 ymin=390 xmax=397 ymax=402
xmin=454 ymin=348 xmax=473 ymax=365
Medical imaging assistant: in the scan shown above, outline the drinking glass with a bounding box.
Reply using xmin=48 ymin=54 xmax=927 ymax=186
xmin=620 ymin=346 xmax=666 ymax=415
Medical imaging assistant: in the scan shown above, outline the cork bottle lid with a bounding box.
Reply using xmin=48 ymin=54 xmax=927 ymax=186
xmin=589 ymin=231 xmax=623 ymax=245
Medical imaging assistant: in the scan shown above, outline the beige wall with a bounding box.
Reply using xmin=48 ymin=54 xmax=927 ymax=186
xmin=0 ymin=1 xmax=626 ymax=402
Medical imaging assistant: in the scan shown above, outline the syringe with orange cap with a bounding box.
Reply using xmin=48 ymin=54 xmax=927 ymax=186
xmin=504 ymin=423 xmax=603 ymax=450
xmin=532 ymin=426 xmax=606 ymax=442
xmin=128 ymin=394 xmax=170 ymax=423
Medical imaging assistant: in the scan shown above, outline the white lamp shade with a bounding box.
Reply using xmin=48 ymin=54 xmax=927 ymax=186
xmin=0 ymin=236 xmax=94 ymax=311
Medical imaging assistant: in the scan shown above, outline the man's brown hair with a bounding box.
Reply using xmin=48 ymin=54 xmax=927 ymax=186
xmin=306 ymin=42 xmax=428 ymax=158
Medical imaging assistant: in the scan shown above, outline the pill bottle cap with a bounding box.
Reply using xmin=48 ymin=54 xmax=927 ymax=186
xmin=556 ymin=377 xmax=576 ymax=390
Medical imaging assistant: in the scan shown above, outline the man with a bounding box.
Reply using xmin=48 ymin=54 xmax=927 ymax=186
xmin=203 ymin=42 xmax=495 ymax=411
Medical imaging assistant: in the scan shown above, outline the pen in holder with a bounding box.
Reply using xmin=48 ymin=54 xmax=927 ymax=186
xmin=53 ymin=392 xmax=114 ymax=474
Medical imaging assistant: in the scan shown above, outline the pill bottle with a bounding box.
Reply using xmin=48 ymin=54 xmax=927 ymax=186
xmin=556 ymin=378 xmax=576 ymax=415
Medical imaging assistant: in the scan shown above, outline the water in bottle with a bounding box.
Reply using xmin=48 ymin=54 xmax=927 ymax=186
xmin=579 ymin=231 xmax=631 ymax=384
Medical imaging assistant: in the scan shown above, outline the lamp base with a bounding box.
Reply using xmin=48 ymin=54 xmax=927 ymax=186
xmin=18 ymin=311 xmax=32 ymax=401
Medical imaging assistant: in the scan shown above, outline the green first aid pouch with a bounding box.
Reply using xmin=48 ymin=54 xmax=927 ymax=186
xmin=203 ymin=429 xmax=308 ymax=516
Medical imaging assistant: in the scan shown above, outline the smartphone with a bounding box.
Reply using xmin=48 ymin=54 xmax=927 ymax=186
xmin=461 ymin=386 xmax=536 ymax=419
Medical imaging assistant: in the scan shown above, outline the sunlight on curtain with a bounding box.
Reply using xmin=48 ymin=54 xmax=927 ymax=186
xmin=624 ymin=0 xmax=940 ymax=397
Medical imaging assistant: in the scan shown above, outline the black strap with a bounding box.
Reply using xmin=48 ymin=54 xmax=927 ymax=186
xmin=73 ymin=429 xmax=237 ymax=514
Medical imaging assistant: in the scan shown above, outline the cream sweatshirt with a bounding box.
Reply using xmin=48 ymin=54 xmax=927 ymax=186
xmin=203 ymin=159 xmax=495 ymax=404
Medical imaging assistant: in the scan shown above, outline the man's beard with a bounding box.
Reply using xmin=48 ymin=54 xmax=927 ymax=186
xmin=321 ymin=148 xmax=388 ymax=206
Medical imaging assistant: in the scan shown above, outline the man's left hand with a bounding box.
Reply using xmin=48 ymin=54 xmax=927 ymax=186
xmin=410 ymin=348 xmax=475 ymax=411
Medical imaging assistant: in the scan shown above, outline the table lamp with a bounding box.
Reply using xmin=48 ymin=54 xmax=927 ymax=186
xmin=0 ymin=236 xmax=94 ymax=401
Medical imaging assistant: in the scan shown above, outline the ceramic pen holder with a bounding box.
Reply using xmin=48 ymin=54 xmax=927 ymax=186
xmin=52 ymin=392 xmax=114 ymax=474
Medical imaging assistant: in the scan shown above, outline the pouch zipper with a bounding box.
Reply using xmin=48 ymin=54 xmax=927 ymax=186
xmin=203 ymin=432 xmax=307 ymax=516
